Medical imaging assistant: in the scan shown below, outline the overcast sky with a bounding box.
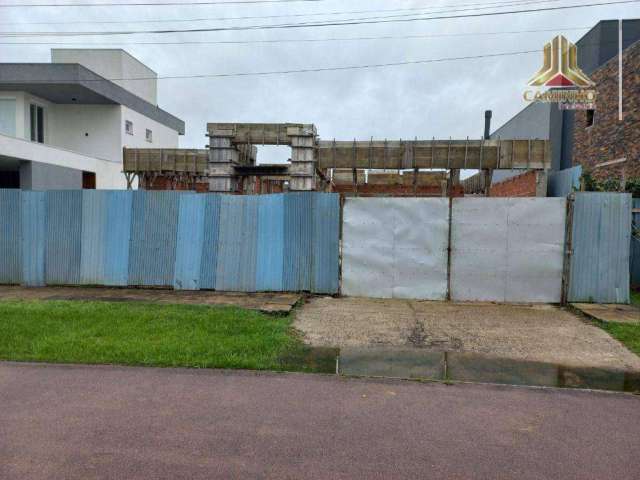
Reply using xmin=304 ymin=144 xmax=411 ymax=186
xmin=1 ymin=0 xmax=638 ymax=163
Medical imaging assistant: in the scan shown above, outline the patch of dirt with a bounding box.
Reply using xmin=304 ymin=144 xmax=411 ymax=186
xmin=406 ymin=302 xmax=462 ymax=351
xmin=0 ymin=286 xmax=300 ymax=314
xmin=294 ymin=297 xmax=640 ymax=370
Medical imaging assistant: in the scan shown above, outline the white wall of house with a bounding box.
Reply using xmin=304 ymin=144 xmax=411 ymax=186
xmin=0 ymin=133 xmax=125 ymax=189
xmin=120 ymin=105 xmax=179 ymax=149
xmin=1 ymin=49 xmax=181 ymax=190
xmin=51 ymin=49 xmax=157 ymax=105
xmin=0 ymin=91 xmax=179 ymax=189
xmin=49 ymin=104 xmax=122 ymax=164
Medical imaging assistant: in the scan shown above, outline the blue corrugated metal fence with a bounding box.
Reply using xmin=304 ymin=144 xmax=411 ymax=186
xmin=631 ymin=198 xmax=640 ymax=288
xmin=548 ymin=165 xmax=582 ymax=197
xmin=1 ymin=189 xmax=633 ymax=301
xmin=0 ymin=190 xmax=339 ymax=294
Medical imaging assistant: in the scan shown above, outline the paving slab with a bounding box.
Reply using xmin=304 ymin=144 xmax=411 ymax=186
xmin=572 ymin=303 xmax=640 ymax=324
xmin=0 ymin=286 xmax=300 ymax=314
xmin=295 ymin=297 xmax=640 ymax=370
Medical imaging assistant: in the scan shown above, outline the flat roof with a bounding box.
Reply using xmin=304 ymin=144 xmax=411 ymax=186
xmin=0 ymin=63 xmax=184 ymax=134
xmin=50 ymin=48 xmax=159 ymax=76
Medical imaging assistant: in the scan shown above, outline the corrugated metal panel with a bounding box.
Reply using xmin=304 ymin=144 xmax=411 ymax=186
xmin=342 ymin=198 xmax=449 ymax=299
xmin=199 ymin=194 xmax=221 ymax=290
xmin=631 ymin=198 xmax=640 ymax=288
xmin=215 ymin=195 xmax=259 ymax=292
xmin=174 ymin=194 xmax=205 ymax=290
xmin=256 ymin=194 xmax=285 ymax=292
xmin=451 ymin=198 xmax=565 ymax=302
xmin=239 ymin=195 xmax=259 ymax=292
xmin=80 ymin=190 xmax=107 ymax=284
xmin=5 ymin=190 xmax=339 ymax=294
xmin=21 ymin=191 xmax=47 ymax=287
xmin=128 ymin=191 xmax=179 ymax=286
xmin=46 ymin=190 xmax=82 ymax=285
xmin=311 ymin=193 xmax=340 ymax=294
xmin=283 ymin=193 xmax=313 ymax=292
xmin=0 ymin=189 xmax=21 ymax=284
xmin=103 ymin=191 xmax=133 ymax=286
xmin=569 ymin=192 xmax=631 ymax=303
xmin=548 ymin=166 xmax=582 ymax=197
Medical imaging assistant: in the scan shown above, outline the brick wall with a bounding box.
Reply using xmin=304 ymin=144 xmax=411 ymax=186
xmin=573 ymin=40 xmax=640 ymax=180
xmin=138 ymin=176 xmax=210 ymax=192
xmin=489 ymin=170 xmax=538 ymax=197
xmin=333 ymin=184 xmax=464 ymax=197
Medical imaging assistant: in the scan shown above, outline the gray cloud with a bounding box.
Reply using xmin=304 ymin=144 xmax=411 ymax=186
xmin=1 ymin=0 xmax=638 ymax=165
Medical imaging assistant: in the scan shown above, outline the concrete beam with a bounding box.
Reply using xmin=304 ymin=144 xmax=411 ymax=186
xmin=207 ymin=123 xmax=316 ymax=146
xmin=316 ymin=139 xmax=550 ymax=170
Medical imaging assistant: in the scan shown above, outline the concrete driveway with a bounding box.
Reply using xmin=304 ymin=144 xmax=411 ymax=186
xmin=295 ymin=297 xmax=640 ymax=369
xmin=1 ymin=362 xmax=639 ymax=480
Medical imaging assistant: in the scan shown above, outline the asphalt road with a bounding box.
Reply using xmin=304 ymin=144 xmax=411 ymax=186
xmin=1 ymin=363 xmax=638 ymax=480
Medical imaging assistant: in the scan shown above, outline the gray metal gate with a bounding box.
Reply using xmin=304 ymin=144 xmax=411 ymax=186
xmin=451 ymin=198 xmax=566 ymax=303
xmin=342 ymin=197 xmax=567 ymax=303
xmin=342 ymin=198 xmax=449 ymax=299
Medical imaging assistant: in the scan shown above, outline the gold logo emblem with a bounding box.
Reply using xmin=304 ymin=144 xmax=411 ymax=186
xmin=528 ymin=35 xmax=594 ymax=88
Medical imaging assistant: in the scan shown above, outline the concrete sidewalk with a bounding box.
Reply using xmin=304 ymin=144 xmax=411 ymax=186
xmin=572 ymin=302 xmax=640 ymax=324
xmin=1 ymin=362 xmax=638 ymax=479
xmin=295 ymin=297 xmax=640 ymax=369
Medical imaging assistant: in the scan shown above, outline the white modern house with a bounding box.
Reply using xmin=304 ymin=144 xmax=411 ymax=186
xmin=0 ymin=49 xmax=184 ymax=189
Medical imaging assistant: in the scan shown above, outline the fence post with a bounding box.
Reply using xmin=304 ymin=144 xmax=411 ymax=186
xmin=561 ymin=193 xmax=575 ymax=305
xmin=446 ymin=196 xmax=454 ymax=301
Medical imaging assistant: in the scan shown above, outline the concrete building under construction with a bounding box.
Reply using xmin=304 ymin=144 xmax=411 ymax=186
xmin=123 ymin=122 xmax=551 ymax=197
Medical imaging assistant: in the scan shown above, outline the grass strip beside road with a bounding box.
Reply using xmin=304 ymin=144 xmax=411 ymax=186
xmin=591 ymin=290 xmax=640 ymax=358
xmin=631 ymin=290 xmax=640 ymax=307
xmin=601 ymin=322 xmax=640 ymax=357
xmin=0 ymin=300 xmax=334 ymax=372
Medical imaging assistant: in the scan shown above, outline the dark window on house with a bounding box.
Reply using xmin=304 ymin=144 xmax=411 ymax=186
xmin=125 ymin=120 xmax=133 ymax=135
xmin=82 ymin=171 xmax=96 ymax=189
xmin=145 ymin=128 xmax=152 ymax=143
xmin=30 ymin=104 xmax=44 ymax=143
xmin=0 ymin=170 xmax=19 ymax=188
xmin=586 ymin=109 xmax=595 ymax=127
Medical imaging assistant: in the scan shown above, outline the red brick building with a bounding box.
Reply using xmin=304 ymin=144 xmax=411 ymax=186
xmin=573 ymin=39 xmax=640 ymax=181
xmin=487 ymin=20 xmax=640 ymax=196
xmin=489 ymin=171 xmax=538 ymax=197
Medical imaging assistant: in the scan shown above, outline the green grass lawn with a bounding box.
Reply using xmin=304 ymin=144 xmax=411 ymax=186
xmin=0 ymin=300 xmax=335 ymax=372
xmin=631 ymin=290 xmax=640 ymax=307
xmin=598 ymin=290 xmax=640 ymax=357
xmin=601 ymin=322 xmax=640 ymax=357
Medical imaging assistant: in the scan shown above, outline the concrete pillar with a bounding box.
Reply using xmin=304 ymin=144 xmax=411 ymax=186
xmin=480 ymin=169 xmax=493 ymax=196
xmin=288 ymin=125 xmax=317 ymax=191
xmin=208 ymin=131 xmax=239 ymax=193
xmin=535 ymin=170 xmax=548 ymax=197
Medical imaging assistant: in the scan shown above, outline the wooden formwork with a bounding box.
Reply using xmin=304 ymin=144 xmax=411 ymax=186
xmin=123 ymin=148 xmax=208 ymax=174
xmin=123 ymin=123 xmax=551 ymax=195
xmin=316 ymin=139 xmax=550 ymax=170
